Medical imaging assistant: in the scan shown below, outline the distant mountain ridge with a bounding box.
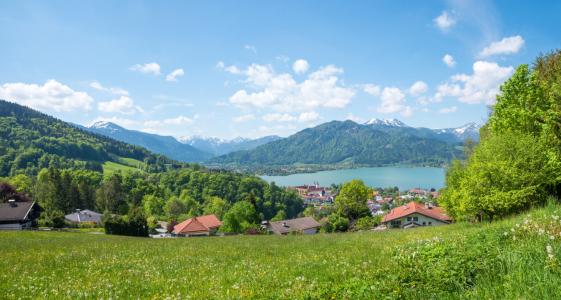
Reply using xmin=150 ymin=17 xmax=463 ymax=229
xmin=204 ymin=120 xmax=462 ymax=166
xmin=363 ymin=118 xmax=480 ymax=143
xmin=178 ymin=135 xmax=282 ymax=156
xmin=74 ymin=121 xmax=215 ymax=163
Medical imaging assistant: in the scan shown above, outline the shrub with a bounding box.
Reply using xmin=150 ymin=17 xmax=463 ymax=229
xmin=246 ymin=228 xmax=260 ymax=235
xmin=50 ymin=211 xmax=66 ymax=228
xmin=355 ymin=217 xmax=374 ymax=231
xmin=167 ymin=220 xmax=179 ymax=233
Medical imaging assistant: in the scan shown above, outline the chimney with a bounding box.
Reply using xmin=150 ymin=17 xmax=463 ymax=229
xmin=76 ymin=209 xmax=80 ymax=213
xmin=283 ymin=222 xmax=287 ymax=227
xmin=8 ymin=199 xmax=16 ymax=207
xmin=403 ymin=203 xmax=407 ymax=210
xmin=429 ymin=201 xmax=433 ymax=208
xmin=425 ymin=203 xmax=429 ymax=210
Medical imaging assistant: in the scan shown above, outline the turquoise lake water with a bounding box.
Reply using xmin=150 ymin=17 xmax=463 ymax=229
xmin=259 ymin=166 xmax=446 ymax=190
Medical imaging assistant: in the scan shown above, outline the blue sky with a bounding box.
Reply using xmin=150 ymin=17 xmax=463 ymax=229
xmin=1 ymin=0 xmax=560 ymax=140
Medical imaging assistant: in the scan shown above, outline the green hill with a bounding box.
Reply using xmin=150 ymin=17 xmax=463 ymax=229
xmin=0 ymin=100 xmax=181 ymax=176
xmin=205 ymin=120 xmax=462 ymax=166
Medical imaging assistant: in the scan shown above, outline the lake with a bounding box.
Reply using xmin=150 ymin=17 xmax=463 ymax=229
xmin=259 ymin=166 xmax=446 ymax=190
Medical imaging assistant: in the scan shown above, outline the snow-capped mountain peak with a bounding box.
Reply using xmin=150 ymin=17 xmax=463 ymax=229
xmin=87 ymin=121 xmax=122 ymax=133
xmin=364 ymin=118 xmax=409 ymax=127
xmin=433 ymin=122 xmax=481 ymax=140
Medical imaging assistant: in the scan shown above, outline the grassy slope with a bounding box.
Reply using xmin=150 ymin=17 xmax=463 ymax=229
xmin=102 ymin=161 xmax=140 ymax=173
xmin=2 ymin=204 xmax=561 ymax=299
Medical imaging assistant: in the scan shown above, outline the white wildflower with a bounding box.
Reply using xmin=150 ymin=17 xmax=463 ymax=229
xmin=549 ymin=254 xmax=554 ymax=259
xmin=551 ymin=236 xmax=555 ymax=240
xmin=547 ymin=246 xmax=553 ymax=253
xmin=504 ymin=232 xmax=508 ymax=236
xmin=511 ymin=228 xmax=515 ymax=232
xmin=513 ymin=236 xmax=516 ymax=241
xmin=516 ymin=224 xmax=520 ymax=227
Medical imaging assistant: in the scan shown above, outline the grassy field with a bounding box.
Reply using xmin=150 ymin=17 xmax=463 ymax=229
xmin=2 ymin=204 xmax=561 ymax=299
xmin=102 ymin=161 xmax=140 ymax=173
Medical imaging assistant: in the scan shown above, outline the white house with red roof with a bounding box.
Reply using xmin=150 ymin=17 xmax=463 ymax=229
xmin=382 ymin=201 xmax=453 ymax=229
xmin=172 ymin=214 xmax=222 ymax=236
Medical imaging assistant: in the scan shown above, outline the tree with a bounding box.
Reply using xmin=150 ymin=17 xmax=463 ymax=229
xmin=8 ymin=174 xmax=33 ymax=196
xmin=336 ymin=179 xmax=373 ymax=207
xmin=96 ymin=176 xmax=126 ymax=213
xmin=167 ymin=220 xmax=179 ymax=233
xmin=50 ymin=210 xmax=66 ymax=228
xmin=0 ymin=182 xmax=31 ymax=203
xmin=270 ymin=210 xmax=287 ymax=221
xmin=381 ymin=202 xmax=390 ymax=211
xmin=247 ymin=191 xmax=259 ymax=215
xmin=355 ymin=217 xmax=374 ymax=231
xmin=218 ymin=201 xmax=259 ymax=233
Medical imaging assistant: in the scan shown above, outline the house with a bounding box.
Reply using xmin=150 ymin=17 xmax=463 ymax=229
xmin=65 ymin=209 xmax=108 ymax=224
xmin=172 ymin=214 xmax=222 ymax=236
xmin=0 ymin=201 xmax=44 ymax=230
xmin=382 ymin=201 xmax=453 ymax=229
xmin=263 ymin=216 xmax=321 ymax=235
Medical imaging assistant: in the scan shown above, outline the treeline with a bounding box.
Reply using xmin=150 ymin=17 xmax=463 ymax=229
xmin=1 ymin=165 xmax=305 ymax=229
xmin=0 ymin=100 xmax=181 ymax=177
xmin=205 ymin=120 xmax=461 ymax=166
xmin=441 ymin=48 xmax=561 ymax=222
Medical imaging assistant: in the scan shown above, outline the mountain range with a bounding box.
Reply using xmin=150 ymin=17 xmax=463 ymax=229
xmin=177 ymin=135 xmax=283 ymax=156
xmin=204 ymin=120 xmax=464 ymax=166
xmin=73 ymin=121 xmax=215 ymax=163
xmin=363 ymin=118 xmax=480 ymax=143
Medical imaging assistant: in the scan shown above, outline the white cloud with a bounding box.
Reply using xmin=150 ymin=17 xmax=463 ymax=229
xmin=478 ymin=36 xmax=525 ymax=57
xmin=90 ymin=81 xmax=129 ymax=95
xmin=90 ymin=116 xmax=138 ymax=127
xmin=409 ymin=81 xmax=428 ymax=96
xmin=140 ymin=128 xmax=171 ymax=135
xmin=216 ymin=102 xmax=228 ymax=106
xmin=400 ymin=106 xmax=415 ymax=117
xmin=298 ymin=111 xmax=321 ymax=122
xmin=166 ymin=69 xmax=184 ymax=82
xmin=245 ymin=45 xmax=257 ymax=53
xmin=232 ymin=114 xmax=256 ymax=122
xmin=346 ymin=113 xmax=365 ymax=124
xmin=0 ymin=79 xmax=93 ymax=112
xmin=262 ymin=113 xmax=297 ymax=122
xmin=443 ymin=55 xmax=457 ymax=68
xmin=293 ymin=59 xmax=310 ymax=74
xmin=153 ymin=103 xmax=193 ymax=109
xmin=129 ymin=62 xmax=161 ymax=75
xmin=98 ymin=96 xmax=143 ymax=114
xmin=417 ymin=96 xmax=428 ymax=106
xmin=259 ymin=126 xmax=270 ymax=132
xmin=226 ymin=63 xmax=355 ymax=112
xmin=259 ymin=124 xmax=297 ymax=132
xmin=434 ymin=11 xmax=457 ymax=32
xmin=276 ymin=55 xmax=290 ymax=62
xmin=421 ymin=108 xmax=432 ymax=113
xmin=216 ymin=61 xmax=225 ymax=68
xmin=363 ymin=84 xmax=381 ymax=96
xmin=143 ymin=121 xmax=163 ymax=127
xmin=438 ymin=106 xmax=458 ymax=114
xmin=374 ymin=87 xmax=406 ymax=113
xmin=164 ymin=116 xmax=195 ymax=125
xmin=436 ymin=61 xmax=514 ymax=104
xmin=194 ymin=114 xmax=200 ymax=119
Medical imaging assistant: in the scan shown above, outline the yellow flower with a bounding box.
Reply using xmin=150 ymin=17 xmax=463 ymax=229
xmin=394 ymin=290 xmax=398 ymax=293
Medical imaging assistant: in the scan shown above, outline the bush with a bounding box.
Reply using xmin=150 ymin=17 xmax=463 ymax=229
xmin=355 ymin=217 xmax=374 ymax=231
xmin=104 ymin=207 xmax=148 ymax=236
xmin=50 ymin=211 xmax=66 ymax=228
xmin=246 ymin=228 xmax=260 ymax=235
xmin=167 ymin=220 xmax=178 ymax=233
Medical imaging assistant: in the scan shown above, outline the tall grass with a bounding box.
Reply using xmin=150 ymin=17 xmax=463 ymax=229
xmin=1 ymin=203 xmax=561 ymax=299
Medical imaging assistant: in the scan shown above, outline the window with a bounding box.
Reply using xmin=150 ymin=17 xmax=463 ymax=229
xmin=428 ymin=222 xmax=432 ymax=226
xmin=422 ymin=222 xmax=426 ymax=226
xmin=413 ymin=217 xmax=418 ymax=221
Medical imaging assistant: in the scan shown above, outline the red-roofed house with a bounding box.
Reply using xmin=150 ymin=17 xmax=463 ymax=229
xmin=382 ymin=201 xmax=453 ymax=229
xmin=172 ymin=214 xmax=222 ymax=236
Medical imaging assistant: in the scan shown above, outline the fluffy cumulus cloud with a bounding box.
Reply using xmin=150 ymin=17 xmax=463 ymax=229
xmin=222 ymin=63 xmax=355 ymax=112
xmin=443 ymin=55 xmax=457 ymax=68
xmin=232 ymin=114 xmax=256 ymax=122
xmin=409 ymin=81 xmax=428 ymax=96
xmin=143 ymin=121 xmax=163 ymax=127
xmin=90 ymin=81 xmax=129 ymax=95
xmin=376 ymin=87 xmax=406 ymax=113
xmin=435 ymin=61 xmax=514 ymax=104
xmin=130 ymin=63 xmax=161 ymax=75
xmin=98 ymin=96 xmax=144 ymax=114
xmin=245 ymin=45 xmax=257 ymax=53
xmin=363 ymin=84 xmax=381 ymax=96
xmin=90 ymin=116 xmax=138 ymax=127
xmin=400 ymin=106 xmax=415 ymax=117
xmin=166 ymin=69 xmax=185 ymax=82
xmin=298 ymin=111 xmax=321 ymax=122
xmin=478 ymin=36 xmax=525 ymax=57
xmin=292 ymin=59 xmax=310 ymax=74
xmin=262 ymin=113 xmax=297 ymax=122
xmin=345 ymin=113 xmax=365 ymax=124
xmin=164 ymin=116 xmax=195 ymax=125
xmin=0 ymin=79 xmax=93 ymax=112
xmin=434 ymin=11 xmax=456 ymax=32
xmin=438 ymin=106 xmax=458 ymax=114
xmin=259 ymin=124 xmax=297 ymax=132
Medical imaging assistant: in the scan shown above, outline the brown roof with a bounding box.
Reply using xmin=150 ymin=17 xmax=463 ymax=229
xmin=268 ymin=216 xmax=321 ymax=234
xmin=173 ymin=214 xmax=222 ymax=234
xmin=0 ymin=202 xmax=43 ymax=224
xmin=382 ymin=201 xmax=454 ymax=224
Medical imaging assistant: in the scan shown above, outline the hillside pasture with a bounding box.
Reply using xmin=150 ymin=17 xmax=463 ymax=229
xmin=2 ymin=204 xmax=561 ymax=299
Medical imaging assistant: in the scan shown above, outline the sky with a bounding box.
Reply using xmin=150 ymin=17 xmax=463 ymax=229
xmin=0 ymin=0 xmax=560 ymax=140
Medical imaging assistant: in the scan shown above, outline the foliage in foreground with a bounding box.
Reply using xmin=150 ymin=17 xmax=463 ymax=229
xmin=3 ymin=203 xmax=561 ymax=299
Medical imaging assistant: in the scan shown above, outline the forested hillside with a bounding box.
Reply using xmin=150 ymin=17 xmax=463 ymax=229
xmin=441 ymin=48 xmax=561 ymax=223
xmin=205 ymin=120 xmax=462 ymax=166
xmin=0 ymin=100 xmax=181 ymax=177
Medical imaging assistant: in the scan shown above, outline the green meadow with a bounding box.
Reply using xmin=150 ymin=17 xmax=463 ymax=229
xmin=2 ymin=203 xmax=561 ymax=299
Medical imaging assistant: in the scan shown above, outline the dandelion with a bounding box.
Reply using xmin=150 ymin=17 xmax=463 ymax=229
xmin=504 ymin=232 xmax=508 ymax=236
xmin=516 ymin=224 xmax=520 ymax=227
xmin=549 ymin=254 xmax=554 ymax=259
xmin=513 ymin=236 xmax=516 ymax=241
xmin=511 ymin=228 xmax=515 ymax=232
xmin=552 ymin=236 xmax=555 ymax=240
xmin=547 ymin=246 xmax=553 ymax=254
